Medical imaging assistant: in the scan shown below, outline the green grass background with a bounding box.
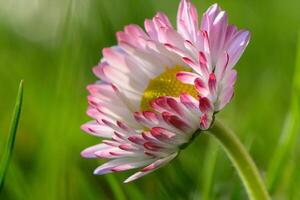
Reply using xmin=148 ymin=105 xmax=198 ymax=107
xmin=0 ymin=0 xmax=299 ymax=199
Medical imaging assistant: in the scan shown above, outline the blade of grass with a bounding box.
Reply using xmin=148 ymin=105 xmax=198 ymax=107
xmin=0 ymin=80 xmax=23 ymax=191
xmin=106 ymin=174 xmax=127 ymax=200
xmin=266 ymin=31 xmax=300 ymax=193
xmin=207 ymin=119 xmax=270 ymax=200
xmin=201 ymin=138 xmax=219 ymax=200
xmin=124 ymin=184 xmax=144 ymax=200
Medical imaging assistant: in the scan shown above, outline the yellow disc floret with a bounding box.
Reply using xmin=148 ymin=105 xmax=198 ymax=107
xmin=140 ymin=65 xmax=198 ymax=110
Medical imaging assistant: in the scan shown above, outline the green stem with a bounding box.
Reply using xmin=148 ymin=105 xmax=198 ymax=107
xmin=204 ymin=119 xmax=270 ymax=200
xmin=0 ymin=80 xmax=23 ymax=191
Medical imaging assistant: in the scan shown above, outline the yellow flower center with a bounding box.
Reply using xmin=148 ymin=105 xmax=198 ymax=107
xmin=140 ymin=65 xmax=198 ymax=110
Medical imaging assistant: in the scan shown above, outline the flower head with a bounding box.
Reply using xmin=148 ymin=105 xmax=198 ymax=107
xmin=81 ymin=0 xmax=250 ymax=183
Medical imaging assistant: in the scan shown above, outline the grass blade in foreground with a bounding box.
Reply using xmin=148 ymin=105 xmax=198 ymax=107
xmin=266 ymin=30 xmax=300 ymax=193
xmin=201 ymin=139 xmax=219 ymax=200
xmin=205 ymin=119 xmax=270 ymax=200
xmin=0 ymin=80 xmax=23 ymax=191
xmin=106 ymin=174 xmax=126 ymax=200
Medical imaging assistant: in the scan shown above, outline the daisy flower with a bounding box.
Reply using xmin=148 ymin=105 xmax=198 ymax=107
xmin=81 ymin=0 xmax=250 ymax=183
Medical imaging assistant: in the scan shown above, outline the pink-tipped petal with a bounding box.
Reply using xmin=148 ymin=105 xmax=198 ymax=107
xmin=194 ymin=78 xmax=209 ymax=96
xmin=199 ymin=97 xmax=212 ymax=113
xmin=177 ymin=0 xmax=199 ymax=42
xmin=81 ymin=121 xmax=114 ymax=138
xmin=208 ymin=72 xmax=217 ymax=95
xmin=180 ymin=93 xmax=199 ymax=110
xmin=81 ymin=143 xmax=112 ymax=158
xmin=176 ymin=71 xmax=199 ymax=84
xmin=124 ymin=152 xmax=178 ymax=183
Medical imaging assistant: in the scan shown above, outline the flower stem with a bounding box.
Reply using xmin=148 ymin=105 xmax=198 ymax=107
xmin=204 ymin=118 xmax=270 ymax=200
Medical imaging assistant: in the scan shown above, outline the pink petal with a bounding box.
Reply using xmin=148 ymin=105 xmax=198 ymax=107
xmin=182 ymin=57 xmax=200 ymax=72
xmin=200 ymin=113 xmax=209 ymax=129
xmin=215 ymin=52 xmax=229 ymax=81
xmin=150 ymin=127 xmax=176 ymax=140
xmin=81 ymin=121 xmax=114 ymax=138
xmin=111 ymin=159 xmax=154 ymax=172
xmin=198 ymin=51 xmax=209 ymax=76
xmin=81 ymin=143 xmax=112 ymax=158
xmin=162 ymin=112 xmax=191 ymax=132
xmin=227 ymin=30 xmax=250 ymax=68
xmin=124 ymin=152 xmax=178 ymax=183
xmin=166 ymin=98 xmax=183 ymax=115
xmin=176 ymin=71 xmax=199 ymax=84
xmin=199 ymin=97 xmax=212 ymax=113
xmin=94 ymin=158 xmax=152 ymax=175
xmin=144 ymin=19 xmax=158 ymax=40
xmin=177 ymin=0 xmax=199 ymax=42
xmin=143 ymin=141 xmax=163 ymax=151
xmin=128 ymin=135 xmax=145 ymax=145
xmin=194 ymin=78 xmax=209 ymax=96
xmin=208 ymin=72 xmax=217 ymax=95
xmin=179 ymin=93 xmax=198 ymax=110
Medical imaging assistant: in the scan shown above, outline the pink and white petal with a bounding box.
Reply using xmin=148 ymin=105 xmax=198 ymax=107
xmin=208 ymin=72 xmax=217 ymax=95
xmin=184 ymin=39 xmax=200 ymax=60
xmin=124 ymin=24 xmax=148 ymax=39
xmin=102 ymin=48 xmax=129 ymax=74
xmin=119 ymin=143 xmax=140 ymax=151
xmin=198 ymin=51 xmax=210 ymax=76
xmin=225 ymin=25 xmax=238 ymax=43
xmin=81 ymin=121 xmax=114 ymax=138
xmin=182 ymin=57 xmax=201 ymax=73
xmin=226 ymin=30 xmax=250 ymax=69
xmin=217 ymin=86 xmax=234 ymax=111
xmin=194 ymin=78 xmax=209 ymax=97
xmin=200 ymin=113 xmax=214 ymax=130
xmin=103 ymin=48 xmax=150 ymax=82
xmin=162 ymin=112 xmax=192 ymax=133
xmin=222 ymin=69 xmax=237 ymax=87
xmin=133 ymin=111 xmax=160 ymax=128
xmin=124 ymin=152 xmax=178 ymax=183
xmin=177 ymin=0 xmax=199 ymax=42
xmin=208 ymin=11 xmax=228 ymax=63
xmin=81 ymin=143 xmax=113 ymax=158
xmin=117 ymin=26 xmax=148 ymax=49
xmin=94 ymin=158 xmax=152 ymax=175
xmin=119 ymin=45 xmax=163 ymax=77
xmin=124 ymin=171 xmax=152 ymax=184
xmin=199 ymin=97 xmax=213 ymax=113
xmin=111 ymin=84 xmax=142 ymax=114
xmin=93 ymin=62 xmax=110 ymax=82
xmin=176 ymin=71 xmax=199 ymax=84
xmin=153 ymin=12 xmax=173 ymax=29
xmin=215 ymin=52 xmax=229 ymax=81
xmin=87 ymin=83 xmax=118 ymax=102
xmin=150 ymin=96 xmax=172 ymax=113
xmin=201 ymin=4 xmax=221 ymax=31
xmin=128 ymin=134 xmax=146 ymax=146
xmin=179 ymin=93 xmax=199 ymax=111
xmin=102 ymin=64 xmax=145 ymax=93
xmin=218 ymin=70 xmax=237 ymax=108
xmin=111 ymin=159 xmax=155 ymax=172
xmin=145 ymin=19 xmax=158 ymax=41
xmin=161 ymin=28 xmax=186 ymax=51
xmin=150 ymin=127 xmax=187 ymax=145
xmin=95 ymin=148 xmax=137 ymax=159
xmin=166 ymin=98 xmax=185 ymax=116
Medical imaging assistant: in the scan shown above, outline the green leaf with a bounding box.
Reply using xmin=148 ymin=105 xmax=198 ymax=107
xmin=0 ymin=80 xmax=23 ymax=191
xmin=266 ymin=31 xmax=300 ymax=193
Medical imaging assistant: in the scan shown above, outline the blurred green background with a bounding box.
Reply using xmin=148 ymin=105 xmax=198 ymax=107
xmin=0 ymin=0 xmax=299 ymax=199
